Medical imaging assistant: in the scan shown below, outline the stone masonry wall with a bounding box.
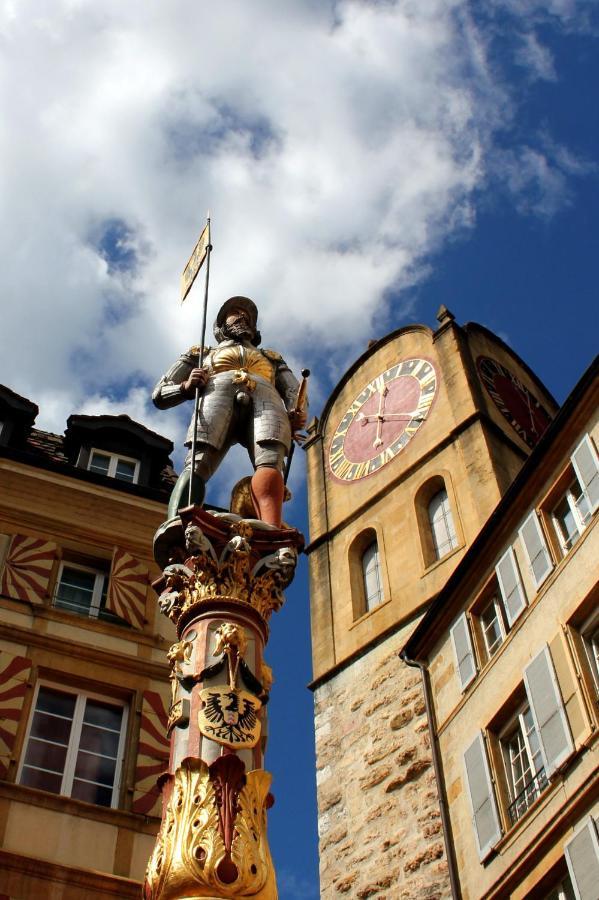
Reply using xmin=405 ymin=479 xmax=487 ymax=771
xmin=314 ymin=627 xmax=451 ymax=899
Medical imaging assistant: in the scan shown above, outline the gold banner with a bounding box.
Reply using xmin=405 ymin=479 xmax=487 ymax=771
xmin=180 ymin=223 xmax=209 ymax=302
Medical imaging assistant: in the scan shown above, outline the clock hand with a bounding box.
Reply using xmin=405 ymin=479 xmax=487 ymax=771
xmin=524 ymin=389 xmax=538 ymax=435
xmin=373 ymin=386 xmax=388 ymax=448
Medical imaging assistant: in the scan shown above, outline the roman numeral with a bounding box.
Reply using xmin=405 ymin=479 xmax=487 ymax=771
xmin=329 ymin=446 xmax=345 ymax=468
xmin=333 ymin=458 xmax=353 ymax=479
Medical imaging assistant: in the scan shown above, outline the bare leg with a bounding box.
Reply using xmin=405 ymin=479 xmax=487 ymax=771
xmin=250 ymin=466 xmax=285 ymax=527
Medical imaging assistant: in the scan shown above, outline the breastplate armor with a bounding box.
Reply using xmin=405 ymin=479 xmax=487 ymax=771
xmin=209 ymin=345 xmax=275 ymax=383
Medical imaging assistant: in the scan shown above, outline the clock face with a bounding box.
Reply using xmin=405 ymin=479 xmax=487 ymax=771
xmin=329 ymin=358 xmax=437 ymax=482
xmin=477 ymin=355 xmax=552 ymax=448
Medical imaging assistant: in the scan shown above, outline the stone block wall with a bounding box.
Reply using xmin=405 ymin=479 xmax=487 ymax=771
xmin=314 ymin=627 xmax=451 ymax=899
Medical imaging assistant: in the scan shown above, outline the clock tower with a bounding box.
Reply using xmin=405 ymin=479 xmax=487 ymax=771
xmin=304 ymin=308 xmax=558 ymax=898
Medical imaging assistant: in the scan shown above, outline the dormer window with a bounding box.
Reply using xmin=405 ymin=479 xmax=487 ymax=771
xmin=88 ymin=449 xmax=140 ymax=484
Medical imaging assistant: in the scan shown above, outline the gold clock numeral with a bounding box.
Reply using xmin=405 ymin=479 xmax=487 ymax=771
xmin=334 ymin=458 xmax=353 ymax=480
xmin=353 ymin=461 xmax=370 ymax=480
xmin=415 ymin=395 xmax=433 ymax=414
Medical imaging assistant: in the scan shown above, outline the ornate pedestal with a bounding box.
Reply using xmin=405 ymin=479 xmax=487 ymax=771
xmin=143 ymin=507 xmax=303 ymax=900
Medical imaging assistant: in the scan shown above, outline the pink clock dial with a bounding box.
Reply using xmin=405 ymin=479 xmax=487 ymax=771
xmin=329 ymin=358 xmax=438 ymax=482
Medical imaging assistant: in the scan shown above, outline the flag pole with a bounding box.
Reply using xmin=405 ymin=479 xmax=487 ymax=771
xmin=188 ymin=213 xmax=212 ymax=506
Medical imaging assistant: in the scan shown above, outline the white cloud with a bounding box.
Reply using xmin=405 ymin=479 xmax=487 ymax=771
xmin=0 ymin=0 xmax=595 ymax=464
xmin=515 ymin=31 xmax=557 ymax=81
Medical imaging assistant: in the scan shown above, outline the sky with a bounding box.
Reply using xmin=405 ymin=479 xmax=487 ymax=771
xmin=1 ymin=1 xmax=598 ymax=896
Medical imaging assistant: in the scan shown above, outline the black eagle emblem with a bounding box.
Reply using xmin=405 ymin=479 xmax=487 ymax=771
xmin=200 ymin=687 xmax=260 ymax=746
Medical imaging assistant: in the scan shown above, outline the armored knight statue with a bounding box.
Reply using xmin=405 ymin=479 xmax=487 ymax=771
xmin=152 ymin=296 xmax=306 ymax=527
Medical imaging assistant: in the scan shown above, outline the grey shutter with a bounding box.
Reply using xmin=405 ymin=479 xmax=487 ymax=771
xmin=518 ymin=511 xmax=553 ymax=588
xmin=565 ymin=817 xmax=599 ymax=900
xmin=495 ymin=547 xmax=527 ymax=626
xmin=571 ymin=434 xmax=599 ymax=522
xmin=450 ymin=613 xmax=477 ymax=690
xmin=524 ymin=645 xmax=574 ymax=778
xmin=463 ymin=732 xmax=502 ymax=860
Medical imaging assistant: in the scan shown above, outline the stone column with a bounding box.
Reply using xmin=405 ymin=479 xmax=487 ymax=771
xmin=143 ymin=507 xmax=303 ymax=900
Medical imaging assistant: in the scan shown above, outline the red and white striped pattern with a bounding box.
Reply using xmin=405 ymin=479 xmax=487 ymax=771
xmin=0 ymin=534 xmax=57 ymax=605
xmin=132 ymin=689 xmax=170 ymax=816
xmin=0 ymin=653 xmax=32 ymax=778
xmin=106 ymin=548 xmax=148 ymax=629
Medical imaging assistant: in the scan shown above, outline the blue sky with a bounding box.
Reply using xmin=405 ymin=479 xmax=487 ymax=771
xmin=1 ymin=2 xmax=598 ymax=896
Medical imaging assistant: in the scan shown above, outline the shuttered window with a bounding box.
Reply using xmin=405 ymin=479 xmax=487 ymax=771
xmin=463 ymin=732 xmax=502 ymax=860
xmin=524 ymin=645 xmax=574 ymax=778
xmin=519 ymin=511 xmax=553 ymax=589
xmin=495 ymin=547 xmax=527 ymax=626
xmin=571 ymin=434 xmax=599 ymax=523
xmin=501 ymin=704 xmax=547 ymax=826
xmin=450 ymin=613 xmax=477 ymax=690
xmin=564 ymin=817 xmax=599 ymax=900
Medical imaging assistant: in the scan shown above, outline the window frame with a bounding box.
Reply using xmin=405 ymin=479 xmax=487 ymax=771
xmin=361 ymin=539 xmax=384 ymax=613
xmin=428 ymin=487 xmax=459 ymax=561
xmin=581 ymin=609 xmax=599 ymax=698
xmin=478 ymin=591 xmax=508 ymax=661
xmin=543 ymin=872 xmax=576 ymax=900
xmin=551 ymin=479 xmax=587 ymax=556
xmin=499 ymin=701 xmax=547 ymax=826
xmin=348 ymin=527 xmax=388 ymax=621
xmin=468 ymin=574 xmax=511 ymax=672
xmin=53 ymin=560 xmax=108 ymax=619
xmin=17 ymin=680 xmax=129 ymax=810
xmin=88 ymin=448 xmax=140 ymax=484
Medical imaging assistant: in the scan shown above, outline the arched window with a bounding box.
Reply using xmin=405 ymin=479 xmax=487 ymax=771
xmin=348 ymin=528 xmax=385 ymax=619
xmin=428 ymin=489 xmax=458 ymax=560
xmin=362 ymin=540 xmax=383 ymax=611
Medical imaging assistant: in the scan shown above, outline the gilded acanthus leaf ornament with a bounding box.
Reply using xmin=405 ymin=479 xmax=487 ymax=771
xmin=143 ymin=758 xmax=276 ymax=900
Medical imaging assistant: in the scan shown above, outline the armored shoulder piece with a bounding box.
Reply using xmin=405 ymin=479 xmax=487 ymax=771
xmin=262 ymin=348 xmax=283 ymax=363
xmin=187 ymin=345 xmax=210 ymax=358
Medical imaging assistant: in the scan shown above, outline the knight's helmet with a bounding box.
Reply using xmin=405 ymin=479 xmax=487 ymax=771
xmin=213 ymin=296 xmax=261 ymax=346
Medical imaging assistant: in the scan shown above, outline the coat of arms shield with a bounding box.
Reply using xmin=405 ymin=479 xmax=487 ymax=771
xmin=198 ymin=685 xmax=262 ymax=749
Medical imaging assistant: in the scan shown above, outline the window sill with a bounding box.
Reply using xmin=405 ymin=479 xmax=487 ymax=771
xmin=0 ymin=595 xmax=169 ymax=652
xmin=349 ymin=595 xmax=393 ymax=630
xmin=0 ymin=780 xmax=159 ymax=830
xmin=420 ymin=542 xmax=465 ymax=578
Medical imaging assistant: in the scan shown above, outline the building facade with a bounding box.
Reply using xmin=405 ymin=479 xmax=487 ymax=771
xmin=0 ymin=385 xmax=176 ymax=898
xmin=304 ymin=308 xmax=559 ymax=898
xmin=403 ymin=358 xmax=599 ymax=899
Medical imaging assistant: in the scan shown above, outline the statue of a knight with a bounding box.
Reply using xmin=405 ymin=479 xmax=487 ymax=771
xmin=152 ymin=296 xmax=306 ymax=527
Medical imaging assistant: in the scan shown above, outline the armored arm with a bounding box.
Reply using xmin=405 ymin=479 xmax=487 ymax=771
xmin=152 ymin=351 xmax=199 ymax=410
xmin=274 ymin=359 xmax=300 ymax=412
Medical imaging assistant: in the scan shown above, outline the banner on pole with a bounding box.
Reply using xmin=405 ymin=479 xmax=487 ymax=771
xmin=180 ymin=223 xmax=210 ymax=302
